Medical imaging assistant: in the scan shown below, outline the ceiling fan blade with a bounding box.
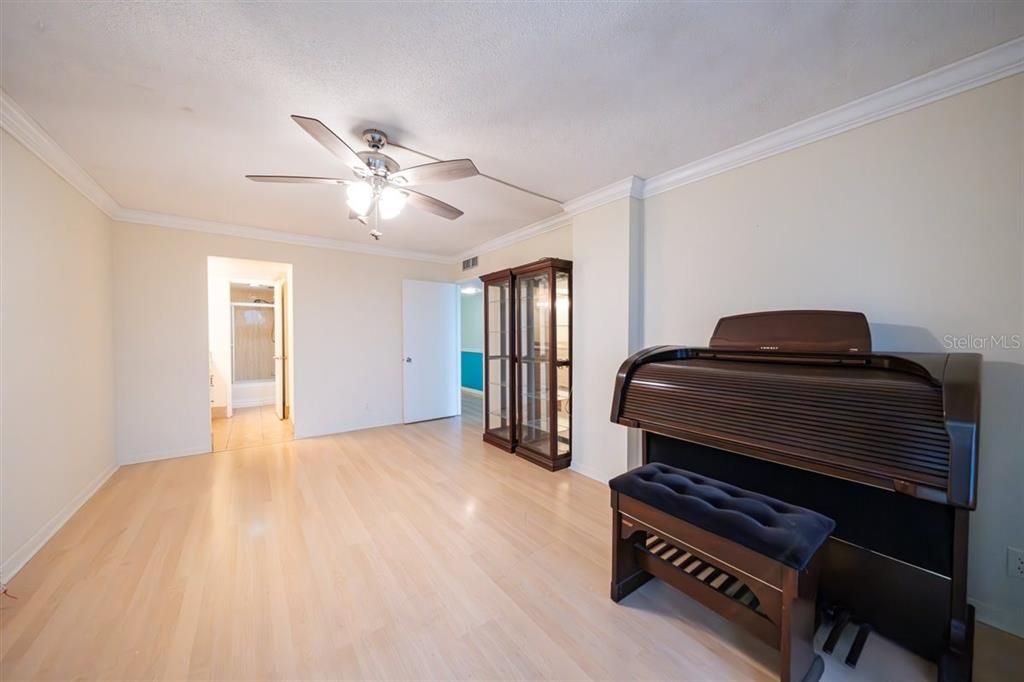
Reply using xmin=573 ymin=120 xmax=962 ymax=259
xmin=389 ymin=158 xmax=478 ymax=186
xmin=290 ymin=115 xmax=369 ymax=171
xmin=404 ymin=189 xmax=464 ymax=220
xmin=247 ymin=175 xmax=350 ymax=184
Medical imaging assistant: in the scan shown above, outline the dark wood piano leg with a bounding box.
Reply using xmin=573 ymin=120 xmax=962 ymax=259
xmin=939 ymin=508 xmax=974 ymax=682
xmin=939 ymin=604 xmax=975 ymax=682
xmin=610 ymin=491 xmax=651 ymax=602
xmin=780 ymin=559 xmax=824 ymax=682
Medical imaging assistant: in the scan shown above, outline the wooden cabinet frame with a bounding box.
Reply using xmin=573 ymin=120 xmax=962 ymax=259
xmin=480 ymin=258 xmax=572 ymax=471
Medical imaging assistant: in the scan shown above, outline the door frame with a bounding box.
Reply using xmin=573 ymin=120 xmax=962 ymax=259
xmin=227 ymin=279 xmax=279 ymax=416
xmin=456 ymin=276 xmax=485 ymax=417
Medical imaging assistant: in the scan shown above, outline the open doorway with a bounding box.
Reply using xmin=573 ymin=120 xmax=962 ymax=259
xmin=207 ymin=256 xmax=294 ymax=451
xmin=459 ymin=278 xmax=484 ymax=428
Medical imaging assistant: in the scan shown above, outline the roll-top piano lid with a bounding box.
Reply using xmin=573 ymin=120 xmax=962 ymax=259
xmin=710 ymin=310 xmax=871 ymax=353
xmin=612 ymin=311 xmax=982 ymax=509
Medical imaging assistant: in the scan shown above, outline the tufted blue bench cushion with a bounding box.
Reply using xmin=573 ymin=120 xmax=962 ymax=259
xmin=610 ymin=463 xmax=835 ymax=570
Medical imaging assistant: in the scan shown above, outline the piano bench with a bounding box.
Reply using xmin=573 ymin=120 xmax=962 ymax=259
xmin=609 ymin=463 xmax=836 ymax=682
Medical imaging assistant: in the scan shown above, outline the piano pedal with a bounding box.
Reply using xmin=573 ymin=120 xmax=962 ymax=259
xmin=844 ymin=623 xmax=872 ymax=668
xmin=816 ymin=607 xmax=872 ymax=670
xmin=822 ymin=609 xmax=851 ymax=655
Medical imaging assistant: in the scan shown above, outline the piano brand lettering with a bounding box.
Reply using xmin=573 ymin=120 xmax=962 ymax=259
xmin=943 ymin=334 xmax=1022 ymax=350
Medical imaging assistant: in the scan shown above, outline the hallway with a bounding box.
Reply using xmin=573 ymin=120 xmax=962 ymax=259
xmin=211 ymin=405 xmax=293 ymax=451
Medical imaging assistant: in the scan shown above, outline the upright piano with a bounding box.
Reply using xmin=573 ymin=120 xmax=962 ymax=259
xmin=610 ymin=310 xmax=981 ymax=681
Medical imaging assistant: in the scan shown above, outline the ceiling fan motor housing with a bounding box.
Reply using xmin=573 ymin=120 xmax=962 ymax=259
xmin=356 ymin=150 xmax=400 ymax=175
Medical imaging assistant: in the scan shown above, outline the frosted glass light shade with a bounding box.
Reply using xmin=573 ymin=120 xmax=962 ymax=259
xmin=346 ymin=181 xmax=373 ymax=215
xmin=378 ymin=187 xmax=407 ymax=220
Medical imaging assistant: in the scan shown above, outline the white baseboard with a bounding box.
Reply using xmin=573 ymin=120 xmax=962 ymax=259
xmin=120 ymin=443 xmax=210 ymax=466
xmin=569 ymin=460 xmax=612 ymax=484
xmin=1 ymin=463 xmax=120 ymax=582
xmin=970 ymin=597 xmax=1024 ymax=638
xmin=297 ymin=417 xmax=400 ymax=441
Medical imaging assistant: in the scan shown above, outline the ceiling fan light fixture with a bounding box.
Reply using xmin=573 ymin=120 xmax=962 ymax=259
xmin=378 ymin=186 xmax=408 ymax=220
xmin=345 ymin=181 xmax=373 ymax=216
xmin=248 ymin=117 xmax=483 ymax=235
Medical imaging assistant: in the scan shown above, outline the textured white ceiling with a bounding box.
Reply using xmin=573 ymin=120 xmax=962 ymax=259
xmin=2 ymin=2 xmax=1022 ymax=256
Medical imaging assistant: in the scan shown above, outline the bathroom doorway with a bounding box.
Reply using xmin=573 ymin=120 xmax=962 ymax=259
xmin=207 ymin=256 xmax=295 ymax=451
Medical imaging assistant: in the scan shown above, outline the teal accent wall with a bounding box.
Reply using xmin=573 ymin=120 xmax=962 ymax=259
xmin=461 ymin=351 xmax=483 ymax=391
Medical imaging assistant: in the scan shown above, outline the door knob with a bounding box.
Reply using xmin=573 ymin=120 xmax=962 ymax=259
xmin=405 ymin=357 xmax=412 ymax=363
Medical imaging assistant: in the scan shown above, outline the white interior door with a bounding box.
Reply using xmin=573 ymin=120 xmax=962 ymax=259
xmin=402 ymin=280 xmax=459 ymax=424
xmin=273 ymin=279 xmax=285 ymax=420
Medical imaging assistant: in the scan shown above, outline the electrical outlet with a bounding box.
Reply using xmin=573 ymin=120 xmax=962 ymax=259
xmin=1008 ymin=547 xmax=1024 ymax=579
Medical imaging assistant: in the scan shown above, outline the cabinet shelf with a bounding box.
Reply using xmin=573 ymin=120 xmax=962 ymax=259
xmin=518 ymin=355 xmax=571 ymax=365
xmin=523 ymin=389 xmax=570 ymax=401
xmin=521 ymin=418 xmax=570 ymax=435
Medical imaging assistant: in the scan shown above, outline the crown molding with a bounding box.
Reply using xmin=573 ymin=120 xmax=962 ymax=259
xmin=453 ymin=211 xmax=572 ymax=262
xmin=455 ymin=175 xmax=643 ymax=261
xmin=112 ymin=208 xmax=450 ymax=263
xmin=0 ymin=89 xmax=119 ymax=216
xmin=561 ymin=175 xmax=644 ymax=215
xmin=642 ymin=36 xmax=1024 ymax=199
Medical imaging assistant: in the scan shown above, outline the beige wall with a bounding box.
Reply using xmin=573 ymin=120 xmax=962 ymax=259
xmin=1 ymin=130 xmax=116 ymax=579
xmin=570 ymin=198 xmax=644 ymax=481
xmin=643 ymin=74 xmax=1024 ymax=634
xmin=113 ymin=222 xmax=451 ymax=464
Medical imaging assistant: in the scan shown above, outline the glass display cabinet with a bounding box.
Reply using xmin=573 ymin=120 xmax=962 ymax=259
xmin=481 ymin=269 xmax=516 ymax=452
xmin=480 ymin=258 xmax=572 ymax=471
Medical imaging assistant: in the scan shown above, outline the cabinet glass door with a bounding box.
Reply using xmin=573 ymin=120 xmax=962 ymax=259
xmin=517 ymin=270 xmax=552 ymax=456
xmin=485 ymin=278 xmax=513 ymax=444
xmin=554 ymin=270 xmax=571 ymax=456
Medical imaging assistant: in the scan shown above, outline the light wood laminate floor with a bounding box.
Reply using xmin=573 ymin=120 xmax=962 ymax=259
xmin=212 ymin=405 xmax=293 ymax=452
xmin=2 ymin=410 xmax=1020 ymax=680
xmin=460 ymin=388 xmax=483 ymax=424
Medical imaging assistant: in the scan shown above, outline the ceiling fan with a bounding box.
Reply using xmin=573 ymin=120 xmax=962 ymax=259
xmin=247 ymin=115 xmax=478 ymax=240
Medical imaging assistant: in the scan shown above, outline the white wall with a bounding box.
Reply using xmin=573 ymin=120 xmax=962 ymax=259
xmin=0 ymin=130 xmax=117 ymax=579
xmin=643 ymin=74 xmax=1024 ymax=634
xmin=113 ymin=222 xmax=451 ymax=464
